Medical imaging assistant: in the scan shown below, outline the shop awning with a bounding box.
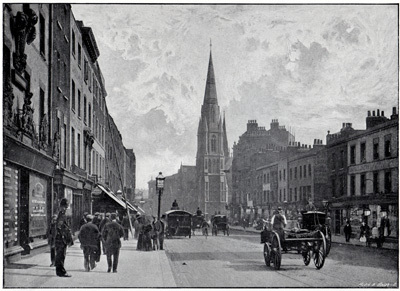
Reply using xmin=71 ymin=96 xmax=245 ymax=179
xmin=95 ymin=184 xmax=135 ymax=211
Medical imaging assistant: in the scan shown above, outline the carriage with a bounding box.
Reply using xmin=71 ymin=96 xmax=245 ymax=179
xmin=261 ymin=211 xmax=329 ymax=270
xmin=192 ymin=214 xmax=206 ymax=235
xmin=164 ymin=210 xmax=192 ymax=238
xmin=211 ymin=215 xmax=230 ymax=236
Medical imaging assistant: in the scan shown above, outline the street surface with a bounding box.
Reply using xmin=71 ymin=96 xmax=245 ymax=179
xmin=4 ymin=229 xmax=398 ymax=288
xmin=166 ymin=229 xmax=398 ymax=288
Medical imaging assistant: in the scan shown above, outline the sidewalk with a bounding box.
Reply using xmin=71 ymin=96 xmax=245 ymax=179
xmin=230 ymin=225 xmax=398 ymax=250
xmin=4 ymin=237 xmax=176 ymax=288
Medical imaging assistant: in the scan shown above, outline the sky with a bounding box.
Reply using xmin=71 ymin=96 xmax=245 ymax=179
xmin=72 ymin=4 xmax=398 ymax=189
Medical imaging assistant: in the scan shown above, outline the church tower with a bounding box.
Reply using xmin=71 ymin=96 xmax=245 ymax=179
xmin=196 ymin=45 xmax=229 ymax=218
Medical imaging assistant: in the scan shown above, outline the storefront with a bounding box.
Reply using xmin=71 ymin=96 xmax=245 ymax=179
xmin=4 ymin=136 xmax=56 ymax=260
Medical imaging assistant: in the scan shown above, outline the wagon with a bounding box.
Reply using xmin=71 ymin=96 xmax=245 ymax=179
xmin=261 ymin=212 xmax=327 ymax=270
xmin=164 ymin=210 xmax=192 ymax=238
xmin=211 ymin=215 xmax=230 ymax=236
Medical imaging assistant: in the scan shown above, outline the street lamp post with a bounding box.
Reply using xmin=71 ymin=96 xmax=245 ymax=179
xmin=156 ymin=172 xmax=165 ymax=220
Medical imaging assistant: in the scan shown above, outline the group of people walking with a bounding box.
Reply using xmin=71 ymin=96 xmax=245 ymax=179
xmin=134 ymin=216 xmax=165 ymax=251
xmin=47 ymin=198 xmax=165 ymax=277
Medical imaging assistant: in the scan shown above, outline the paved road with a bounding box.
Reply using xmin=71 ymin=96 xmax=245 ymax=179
xmin=165 ymin=229 xmax=398 ymax=288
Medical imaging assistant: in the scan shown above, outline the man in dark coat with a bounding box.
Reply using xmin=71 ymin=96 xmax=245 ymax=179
xmin=92 ymin=212 xmax=101 ymax=229
xmin=47 ymin=215 xmax=58 ymax=267
xmin=101 ymin=213 xmax=124 ymax=273
xmin=78 ymin=215 xmax=101 ymax=271
xmin=55 ymin=198 xmax=73 ymax=277
xmin=99 ymin=212 xmax=111 ymax=253
xmin=344 ymin=220 xmax=352 ymax=242
xmin=79 ymin=212 xmax=89 ymax=229
xmin=121 ymin=214 xmax=130 ymax=241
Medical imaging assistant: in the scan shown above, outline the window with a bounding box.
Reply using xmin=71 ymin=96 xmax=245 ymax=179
xmin=211 ymin=135 xmax=217 ymax=152
xmin=360 ymin=143 xmax=366 ymax=162
xmin=279 ymin=170 xmax=282 ymax=181
xmin=331 ymin=178 xmax=336 ymax=197
xmin=71 ymin=80 xmax=75 ymax=111
xmin=289 ymin=188 xmax=292 ymax=201
xmin=385 ymin=135 xmax=392 ymax=157
xmin=340 ymin=150 xmax=345 ymax=168
xmin=283 ymin=188 xmax=286 ymax=201
xmin=308 ymin=164 xmax=312 ymax=177
xmin=71 ymin=127 xmax=75 ymax=166
xmin=263 ymin=173 xmax=266 ymax=183
xmin=360 ymin=174 xmax=366 ymax=195
xmin=294 ymin=188 xmax=297 ymax=201
xmin=40 ymin=14 xmax=45 ymax=55
xmin=279 ymin=189 xmax=282 ymax=202
xmin=72 ymin=30 xmax=75 ymax=55
xmin=39 ymin=88 xmax=45 ymax=125
xmin=83 ymin=96 xmax=87 ymax=123
xmin=205 ymin=181 xmax=209 ymax=202
xmin=385 ymin=171 xmax=392 ymax=193
xmin=294 ymin=167 xmax=297 ymax=179
xmin=84 ymin=59 xmax=88 ymax=82
xmin=78 ymin=44 xmax=81 ymax=67
xmin=88 ymin=103 xmax=92 ymax=127
xmin=340 ymin=175 xmax=345 ymax=196
xmin=300 ymin=166 xmax=302 ymax=179
xmin=283 ymin=169 xmax=286 ymax=180
xmin=77 ymin=133 xmax=81 ymax=168
xmin=373 ymin=138 xmax=379 ymax=160
xmin=62 ymin=123 xmax=67 ymax=167
xmin=331 ymin=153 xmax=336 ymax=170
xmin=77 ymin=90 xmax=81 ymax=118
xmin=373 ymin=172 xmax=379 ymax=194
xmin=267 ymin=173 xmax=270 ymax=183
xmin=84 ymin=144 xmax=87 ymax=171
xmin=350 ymin=175 xmax=355 ymax=196
xmin=350 ymin=145 xmax=356 ymax=164
xmin=3 ymin=45 xmax=11 ymax=83
xmin=204 ymin=158 xmax=208 ymax=170
xmin=303 ymin=165 xmax=307 ymax=178
xmin=290 ymin=168 xmax=292 ymax=180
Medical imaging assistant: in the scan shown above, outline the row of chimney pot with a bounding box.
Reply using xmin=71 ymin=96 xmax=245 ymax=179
xmin=367 ymin=107 xmax=397 ymax=117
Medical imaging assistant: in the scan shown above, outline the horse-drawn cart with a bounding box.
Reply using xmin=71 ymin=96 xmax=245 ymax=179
xmin=261 ymin=211 xmax=328 ymax=270
xmin=211 ymin=215 xmax=230 ymax=236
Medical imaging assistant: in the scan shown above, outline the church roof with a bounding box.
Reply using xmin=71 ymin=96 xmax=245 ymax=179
xmin=203 ymin=49 xmax=218 ymax=105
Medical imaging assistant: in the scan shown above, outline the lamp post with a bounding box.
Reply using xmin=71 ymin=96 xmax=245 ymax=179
xmin=156 ymin=172 xmax=165 ymax=220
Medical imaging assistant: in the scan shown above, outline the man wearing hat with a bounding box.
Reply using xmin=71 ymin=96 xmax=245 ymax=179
xmin=271 ymin=207 xmax=287 ymax=245
xmin=78 ymin=215 xmax=101 ymax=271
xmin=55 ymin=198 xmax=73 ymax=277
xmin=101 ymin=213 xmax=124 ymax=273
xmin=79 ymin=212 xmax=89 ymax=229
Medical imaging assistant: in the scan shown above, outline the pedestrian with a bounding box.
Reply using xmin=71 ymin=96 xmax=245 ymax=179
xmin=79 ymin=212 xmax=89 ymax=229
xmin=133 ymin=215 xmax=140 ymax=239
xmin=99 ymin=212 xmax=111 ymax=254
xmin=47 ymin=214 xmax=58 ymax=267
xmin=78 ymin=215 xmax=101 ymax=272
xmin=360 ymin=221 xmax=370 ymax=246
xmin=55 ymin=198 xmax=73 ymax=277
xmin=101 ymin=213 xmax=124 ymax=273
xmin=379 ymin=213 xmax=391 ymax=247
xmin=371 ymin=222 xmax=381 ymax=248
xmin=92 ymin=212 xmax=101 ymax=229
xmin=344 ymin=219 xmax=352 ymax=242
xmin=143 ymin=219 xmax=153 ymax=251
xmin=305 ymin=199 xmax=316 ymax=211
xmin=121 ymin=213 xmax=130 ymax=241
xmin=242 ymin=218 xmax=247 ymax=230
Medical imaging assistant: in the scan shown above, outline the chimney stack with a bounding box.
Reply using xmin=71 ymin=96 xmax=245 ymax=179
xmin=368 ymin=111 xmax=371 ymax=117
xmin=377 ymin=109 xmax=380 ymax=116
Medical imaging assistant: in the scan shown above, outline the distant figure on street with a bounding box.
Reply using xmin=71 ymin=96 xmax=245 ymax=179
xmin=133 ymin=216 xmax=140 ymax=239
xmin=152 ymin=217 xmax=162 ymax=250
xmin=171 ymin=199 xmax=179 ymax=210
xmin=360 ymin=221 xmax=370 ymax=246
xmin=55 ymin=198 xmax=73 ymax=277
xmin=137 ymin=217 xmax=144 ymax=250
xmin=196 ymin=207 xmax=202 ymax=216
xmin=344 ymin=220 xmax=352 ymax=242
xmin=121 ymin=214 xmax=130 ymax=241
xmin=143 ymin=220 xmax=153 ymax=251
xmin=305 ymin=199 xmax=316 ymax=211
xmin=379 ymin=213 xmax=391 ymax=247
xmin=371 ymin=222 xmax=381 ymax=248
xmin=102 ymin=213 xmax=124 ymax=273
xmin=79 ymin=212 xmax=89 ymax=229
xmin=78 ymin=215 xmax=101 ymax=271
xmin=47 ymin=214 xmax=58 ymax=267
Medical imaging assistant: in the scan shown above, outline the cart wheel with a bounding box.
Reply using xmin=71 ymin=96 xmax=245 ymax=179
xmin=325 ymin=226 xmax=332 ymax=256
xmin=271 ymin=232 xmax=281 ymax=270
xmin=263 ymin=243 xmax=271 ymax=267
xmin=313 ymin=230 xmax=326 ymax=270
xmin=302 ymin=243 xmax=311 ymax=266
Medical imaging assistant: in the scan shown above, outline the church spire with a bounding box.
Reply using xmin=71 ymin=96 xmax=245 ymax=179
xmin=203 ymin=42 xmax=218 ymax=105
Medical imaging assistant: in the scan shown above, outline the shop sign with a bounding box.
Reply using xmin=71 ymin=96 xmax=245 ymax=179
xmin=29 ymin=174 xmax=47 ymax=237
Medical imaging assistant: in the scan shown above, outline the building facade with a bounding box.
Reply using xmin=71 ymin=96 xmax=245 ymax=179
xmin=329 ymin=108 xmax=398 ymax=238
xmin=3 ymin=4 xmax=136 ymax=262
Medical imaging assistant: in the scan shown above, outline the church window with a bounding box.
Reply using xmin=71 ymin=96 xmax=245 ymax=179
xmin=211 ymin=135 xmax=217 ymax=152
